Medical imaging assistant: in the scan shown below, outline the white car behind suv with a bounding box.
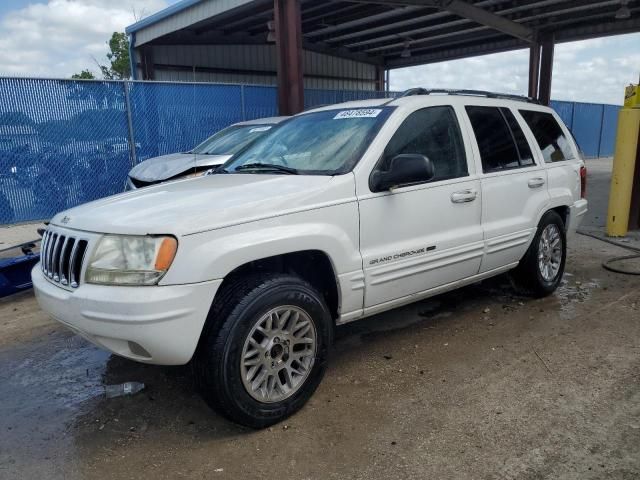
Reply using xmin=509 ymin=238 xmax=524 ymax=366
xmin=127 ymin=116 xmax=287 ymax=189
xmin=33 ymin=89 xmax=587 ymax=428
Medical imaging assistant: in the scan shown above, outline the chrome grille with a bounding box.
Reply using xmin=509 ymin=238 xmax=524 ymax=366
xmin=40 ymin=230 xmax=88 ymax=288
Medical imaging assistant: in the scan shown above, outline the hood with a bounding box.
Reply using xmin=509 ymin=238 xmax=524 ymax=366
xmin=129 ymin=152 xmax=231 ymax=182
xmin=50 ymin=173 xmax=353 ymax=236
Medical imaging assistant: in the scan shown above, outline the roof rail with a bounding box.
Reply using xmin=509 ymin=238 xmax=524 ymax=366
xmin=398 ymin=88 xmax=539 ymax=104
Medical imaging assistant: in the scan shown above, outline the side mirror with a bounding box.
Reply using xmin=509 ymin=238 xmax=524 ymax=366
xmin=371 ymin=154 xmax=435 ymax=192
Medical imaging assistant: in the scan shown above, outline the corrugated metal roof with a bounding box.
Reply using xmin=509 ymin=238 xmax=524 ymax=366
xmin=128 ymin=0 xmax=261 ymax=46
xmin=126 ymin=0 xmax=203 ymax=34
xmin=128 ymin=0 xmax=640 ymax=68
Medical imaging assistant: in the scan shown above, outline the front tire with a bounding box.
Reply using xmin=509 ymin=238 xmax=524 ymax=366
xmin=511 ymin=210 xmax=566 ymax=297
xmin=194 ymin=274 xmax=332 ymax=428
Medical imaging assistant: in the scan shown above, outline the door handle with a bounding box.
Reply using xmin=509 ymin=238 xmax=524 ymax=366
xmin=528 ymin=177 xmax=545 ymax=188
xmin=451 ymin=189 xmax=477 ymax=203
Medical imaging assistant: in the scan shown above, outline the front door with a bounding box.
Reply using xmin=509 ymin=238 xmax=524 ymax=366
xmin=358 ymin=106 xmax=483 ymax=309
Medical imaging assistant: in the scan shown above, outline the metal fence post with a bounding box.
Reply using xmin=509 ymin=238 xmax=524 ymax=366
xmin=241 ymin=84 xmax=246 ymax=120
xmin=597 ymin=104 xmax=605 ymax=158
xmin=570 ymin=101 xmax=576 ymax=130
xmin=123 ymin=81 xmax=138 ymax=167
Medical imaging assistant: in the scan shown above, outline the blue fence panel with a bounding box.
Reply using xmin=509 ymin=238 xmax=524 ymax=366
xmin=242 ymin=85 xmax=278 ymax=119
xmin=305 ymin=88 xmax=347 ymax=109
xmin=571 ymin=103 xmax=604 ymax=158
xmin=0 ymin=78 xmax=130 ymax=225
xmin=0 ymin=77 xmax=624 ymax=225
xmin=128 ymin=82 xmax=244 ymax=163
xmin=598 ymin=104 xmax=620 ymax=157
xmin=550 ymin=100 xmax=574 ymax=129
xmin=304 ymin=88 xmax=399 ymax=109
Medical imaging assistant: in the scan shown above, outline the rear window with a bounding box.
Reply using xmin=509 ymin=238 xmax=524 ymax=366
xmin=519 ymin=110 xmax=575 ymax=162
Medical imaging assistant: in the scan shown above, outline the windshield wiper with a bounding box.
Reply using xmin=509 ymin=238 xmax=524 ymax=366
xmin=234 ymin=163 xmax=299 ymax=174
xmin=207 ymin=166 xmax=228 ymax=174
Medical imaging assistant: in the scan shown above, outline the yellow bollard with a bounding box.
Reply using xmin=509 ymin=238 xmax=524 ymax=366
xmin=606 ymin=107 xmax=640 ymax=237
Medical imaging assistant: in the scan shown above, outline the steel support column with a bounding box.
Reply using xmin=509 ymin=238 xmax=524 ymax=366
xmin=274 ymin=0 xmax=304 ymax=115
xmin=376 ymin=65 xmax=386 ymax=92
xmin=538 ymin=38 xmax=554 ymax=106
xmin=528 ymin=43 xmax=541 ymax=99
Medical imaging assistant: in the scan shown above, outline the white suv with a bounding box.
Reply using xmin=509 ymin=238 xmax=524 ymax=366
xmin=32 ymin=90 xmax=588 ymax=428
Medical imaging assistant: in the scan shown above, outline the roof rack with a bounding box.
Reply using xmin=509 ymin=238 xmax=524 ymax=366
xmin=397 ymin=88 xmax=539 ymax=104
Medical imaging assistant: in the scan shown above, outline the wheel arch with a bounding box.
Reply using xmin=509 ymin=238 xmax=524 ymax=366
xmin=535 ymin=203 xmax=571 ymax=230
xmin=550 ymin=205 xmax=570 ymax=230
xmin=214 ymin=249 xmax=341 ymax=322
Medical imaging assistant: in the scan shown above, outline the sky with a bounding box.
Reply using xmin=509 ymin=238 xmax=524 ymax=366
xmin=0 ymin=0 xmax=637 ymax=105
xmin=389 ymin=33 xmax=640 ymax=105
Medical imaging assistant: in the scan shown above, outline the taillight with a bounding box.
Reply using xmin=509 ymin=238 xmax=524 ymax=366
xmin=580 ymin=165 xmax=587 ymax=198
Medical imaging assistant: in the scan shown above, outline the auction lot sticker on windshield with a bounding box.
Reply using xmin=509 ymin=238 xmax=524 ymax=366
xmin=333 ymin=109 xmax=382 ymax=119
xmin=249 ymin=126 xmax=272 ymax=133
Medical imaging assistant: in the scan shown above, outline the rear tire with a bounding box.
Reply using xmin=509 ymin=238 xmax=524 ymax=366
xmin=194 ymin=273 xmax=332 ymax=428
xmin=511 ymin=210 xmax=566 ymax=297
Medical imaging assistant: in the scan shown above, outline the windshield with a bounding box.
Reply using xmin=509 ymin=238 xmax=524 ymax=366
xmin=223 ymin=107 xmax=393 ymax=175
xmin=191 ymin=124 xmax=275 ymax=155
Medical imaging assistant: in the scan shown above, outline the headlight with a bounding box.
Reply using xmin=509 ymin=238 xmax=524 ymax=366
xmin=85 ymin=235 xmax=177 ymax=286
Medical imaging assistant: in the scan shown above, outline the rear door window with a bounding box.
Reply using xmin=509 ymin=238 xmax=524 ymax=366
xmin=519 ymin=110 xmax=575 ymax=162
xmin=501 ymin=108 xmax=534 ymax=166
xmin=465 ymin=106 xmax=533 ymax=172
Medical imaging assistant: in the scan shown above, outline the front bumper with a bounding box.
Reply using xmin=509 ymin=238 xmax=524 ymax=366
xmin=32 ymin=266 xmax=221 ymax=365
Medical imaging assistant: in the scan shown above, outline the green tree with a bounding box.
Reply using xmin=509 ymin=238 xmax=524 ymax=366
xmin=100 ymin=32 xmax=130 ymax=80
xmin=71 ymin=69 xmax=96 ymax=79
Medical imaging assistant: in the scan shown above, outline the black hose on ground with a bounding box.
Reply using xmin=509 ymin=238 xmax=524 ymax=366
xmin=577 ymin=230 xmax=640 ymax=275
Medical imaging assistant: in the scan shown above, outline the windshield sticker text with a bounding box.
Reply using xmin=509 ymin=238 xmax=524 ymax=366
xmin=333 ymin=109 xmax=382 ymax=120
xmin=249 ymin=126 xmax=272 ymax=133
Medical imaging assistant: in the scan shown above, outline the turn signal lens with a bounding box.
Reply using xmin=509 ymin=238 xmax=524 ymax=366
xmin=155 ymin=237 xmax=178 ymax=271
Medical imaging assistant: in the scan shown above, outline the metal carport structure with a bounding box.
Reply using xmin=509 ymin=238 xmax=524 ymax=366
xmin=126 ymin=0 xmax=640 ymax=114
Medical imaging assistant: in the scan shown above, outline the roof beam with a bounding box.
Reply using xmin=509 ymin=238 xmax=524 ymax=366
xmin=386 ymin=36 xmax=525 ymax=67
xmin=346 ymin=0 xmax=607 ymax=51
xmin=351 ymin=0 xmax=535 ymax=42
xmin=305 ymin=5 xmax=424 ymax=38
xmin=302 ymin=39 xmax=384 ymax=65
xmin=329 ymin=0 xmax=562 ymax=46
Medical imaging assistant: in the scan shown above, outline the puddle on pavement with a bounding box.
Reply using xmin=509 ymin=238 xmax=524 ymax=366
xmin=0 ymin=328 xmax=210 ymax=478
xmin=0 ymin=330 xmax=109 ymax=475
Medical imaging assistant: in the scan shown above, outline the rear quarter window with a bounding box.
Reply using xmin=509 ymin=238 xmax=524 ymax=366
xmin=519 ymin=110 xmax=575 ymax=163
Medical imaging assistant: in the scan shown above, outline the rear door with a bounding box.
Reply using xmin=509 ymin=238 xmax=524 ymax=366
xmin=463 ymin=105 xmax=550 ymax=273
xmin=518 ymin=109 xmax=583 ymax=210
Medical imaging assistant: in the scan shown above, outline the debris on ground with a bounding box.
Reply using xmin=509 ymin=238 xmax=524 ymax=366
xmin=105 ymin=382 xmax=145 ymax=399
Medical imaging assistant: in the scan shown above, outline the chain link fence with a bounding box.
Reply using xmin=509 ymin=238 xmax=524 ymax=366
xmin=0 ymin=77 xmax=620 ymax=225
